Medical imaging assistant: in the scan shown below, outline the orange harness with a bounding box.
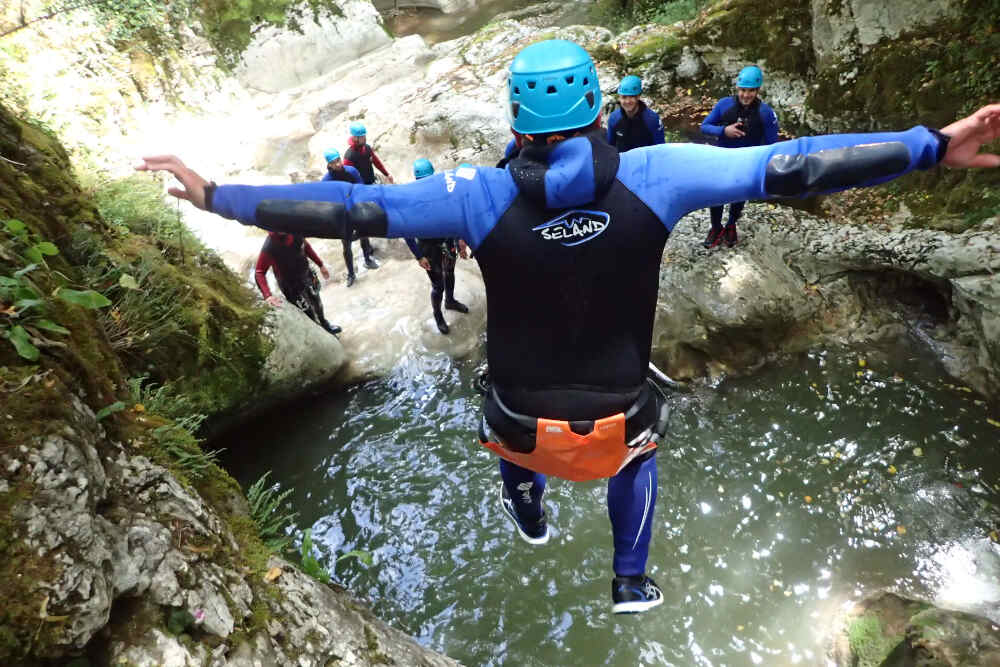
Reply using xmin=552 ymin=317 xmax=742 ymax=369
xmin=479 ymin=388 xmax=665 ymax=482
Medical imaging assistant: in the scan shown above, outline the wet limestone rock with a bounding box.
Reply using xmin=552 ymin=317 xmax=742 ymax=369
xmin=829 ymin=591 xmax=1000 ymax=666
xmin=262 ymin=303 xmax=347 ymax=400
xmin=653 ymin=206 xmax=1000 ymax=397
xmin=236 ymin=0 xmax=392 ymax=94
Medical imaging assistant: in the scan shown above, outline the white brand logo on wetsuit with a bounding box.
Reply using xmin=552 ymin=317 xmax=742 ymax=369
xmin=532 ymin=210 xmax=610 ymax=247
xmin=516 ymin=481 xmax=533 ymax=504
xmin=445 ymin=167 xmax=476 ymax=193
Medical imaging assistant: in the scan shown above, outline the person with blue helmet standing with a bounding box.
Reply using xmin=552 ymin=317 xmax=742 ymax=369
xmin=700 ymin=65 xmax=780 ymax=248
xmin=321 ymin=148 xmax=371 ymax=286
xmin=404 ymin=158 xmax=470 ymax=334
xmin=342 ymin=123 xmax=393 ymax=284
xmin=140 ymin=39 xmax=1000 ymax=614
xmin=606 ymin=75 xmax=666 ymax=152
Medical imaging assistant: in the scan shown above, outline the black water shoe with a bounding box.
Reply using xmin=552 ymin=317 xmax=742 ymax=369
xmin=611 ymin=575 xmax=663 ymax=614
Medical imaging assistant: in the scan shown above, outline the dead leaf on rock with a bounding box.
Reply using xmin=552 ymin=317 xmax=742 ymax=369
xmin=264 ymin=566 xmax=282 ymax=583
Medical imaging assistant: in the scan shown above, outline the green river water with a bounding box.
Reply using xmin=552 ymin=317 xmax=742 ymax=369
xmin=219 ymin=341 xmax=1000 ymax=666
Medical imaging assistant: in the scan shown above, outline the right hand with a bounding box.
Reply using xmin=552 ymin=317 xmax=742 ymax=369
xmin=940 ymin=103 xmax=1000 ymax=168
xmin=723 ymin=123 xmax=746 ymax=139
xmin=135 ymin=155 xmax=209 ymax=209
xmin=418 ymin=257 xmax=431 ymax=271
xmin=266 ymin=295 xmax=281 ymax=307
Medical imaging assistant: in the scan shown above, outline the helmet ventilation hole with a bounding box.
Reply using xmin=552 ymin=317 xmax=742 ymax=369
xmin=565 ymin=75 xmax=574 ymax=84
xmin=546 ymin=85 xmax=557 ymax=94
xmin=583 ymin=77 xmax=589 ymax=85
xmin=514 ymin=86 xmax=520 ymax=94
xmin=527 ymin=81 xmax=536 ymax=89
xmin=585 ymin=91 xmax=594 ymax=108
xmin=511 ymin=101 xmax=520 ymax=118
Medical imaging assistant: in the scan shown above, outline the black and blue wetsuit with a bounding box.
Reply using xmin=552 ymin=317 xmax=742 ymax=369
xmin=323 ymin=164 xmax=374 ymax=277
xmin=606 ymin=102 xmax=666 ymax=152
xmin=206 ymin=126 xmax=948 ymax=577
xmin=405 ymin=236 xmax=465 ymax=332
xmin=701 ymin=96 xmax=781 ymax=235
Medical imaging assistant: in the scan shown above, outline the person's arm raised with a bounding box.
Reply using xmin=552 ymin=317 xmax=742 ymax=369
xmin=621 ymin=103 xmax=1000 ymax=230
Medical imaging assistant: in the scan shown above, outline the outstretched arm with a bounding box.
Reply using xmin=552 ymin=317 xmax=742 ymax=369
xmin=136 ymin=157 xmax=518 ymax=252
xmin=622 ymin=103 xmax=1000 ymax=229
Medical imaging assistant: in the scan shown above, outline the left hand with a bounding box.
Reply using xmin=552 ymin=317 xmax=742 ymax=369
xmin=940 ymin=103 xmax=1000 ymax=168
xmin=386 ymin=174 xmax=395 ymax=184
xmin=457 ymin=240 xmax=469 ymax=259
xmin=320 ymin=266 xmax=330 ymax=281
xmin=136 ymin=155 xmax=209 ymax=209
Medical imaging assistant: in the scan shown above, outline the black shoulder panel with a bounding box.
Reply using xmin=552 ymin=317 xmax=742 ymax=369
xmin=256 ymin=200 xmax=348 ymax=238
xmin=347 ymin=201 xmax=389 ymax=237
xmin=764 ymin=141 xmax=911 ymax=197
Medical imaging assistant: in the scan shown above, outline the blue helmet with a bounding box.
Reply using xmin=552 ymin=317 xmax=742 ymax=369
xmin=324 ymin=148 xmax=340 ymax=163
xmin=350 ymin=122 xmax=366 ymax=137
xmin=507 ymin=39 xmax=601 ymax=135
xmin=413 ymin=158 xmax=434 ymax=179
xmin=736 ymin=65 xmax=763 ymax=89
xmin=618 ymin=75 xmax=642 ymax=96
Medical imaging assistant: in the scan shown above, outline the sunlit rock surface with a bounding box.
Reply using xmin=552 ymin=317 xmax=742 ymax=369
xmin=654 ymin=205 xmax=1000 ymax=396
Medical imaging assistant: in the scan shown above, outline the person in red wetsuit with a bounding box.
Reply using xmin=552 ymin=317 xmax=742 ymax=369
xmin=341 ymin=122 xmax=393 ymax=282
xmin=255 ymin=232 xmax=341 ymax=336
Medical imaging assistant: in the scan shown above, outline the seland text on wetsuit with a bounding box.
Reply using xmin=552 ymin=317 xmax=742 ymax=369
xmin=322 ymin=164 xmax=374 ymax=276
xmin=206 ymin=125 xmax=949 ymax=575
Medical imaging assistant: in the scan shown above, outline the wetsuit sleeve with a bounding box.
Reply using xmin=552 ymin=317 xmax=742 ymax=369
xmin=504 ymin=138 xmax=517 ymax=158
xmin=700 ymin=99 xmax=729 ymax=139
xmin=345 ymin=166 xmax=362 ymax=183
xmin=209 ymin=167 xmax=518 ymax=252
xmin=254 ymin=252 xmax=274 ymax=299
xmin=646 ymin=108 xmax=666 ymax=145
xmin=405 ymin=238 xmax=422 ymax=258
xmin=763 ymin=103 xmax=779 ymax=145
xmin=619 ymin=125 xmax=945 ymax=231
xmin=303 ymin=241 xmax=324 ymax=267
xmin=606 ymin=109 xmax=620 ymax=144
xmin=371 ymin=150 xmax=390 ymax=177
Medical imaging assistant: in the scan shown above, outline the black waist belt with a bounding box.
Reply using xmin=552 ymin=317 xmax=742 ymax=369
xmin=480 ymin=380 xmax=670 ymax=454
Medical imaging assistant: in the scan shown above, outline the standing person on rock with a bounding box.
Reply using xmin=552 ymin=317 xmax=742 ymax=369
xmin=255 ymin=231 xmax=341 ymax=336
xmin=404 ymin=158 xmax=470 ymax=335
xmin=138 ymin=38 xmax=1000 ymax=614
xmin=321 ymin=148 xmax=367 ymax=286
xmin=606 ymin=75 xmax=665 ymax=153
xmin=342 ymin=123 xmax=393 ymax=283
xmin=700 ymin=65 xmax=780 ymax=249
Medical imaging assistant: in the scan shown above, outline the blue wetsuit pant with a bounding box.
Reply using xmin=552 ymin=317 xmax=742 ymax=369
xmin=709 ymin=201 xmax=745 ymax=230
xmin=499 ymin=452 xmax=657 ymax=577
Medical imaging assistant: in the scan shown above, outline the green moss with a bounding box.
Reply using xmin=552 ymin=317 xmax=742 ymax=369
xmin=847 ymin=613 xmax=903 ymax=667
xmin=626 ymin=34 xmax=682 ymax=68
xmin=364 ymin=624 xmax=394 ymax=665
xmin=685 ymin=0 xmax=814 ymax=80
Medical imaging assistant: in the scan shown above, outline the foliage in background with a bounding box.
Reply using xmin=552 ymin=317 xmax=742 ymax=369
xmin=247 ymin=471 xmax=298 ymax=552
xmin=75 ymin=173 xmax=272 ymax=418
xmin=298 ymin=528 xmax=373 ymax=585
xmin=591 ymin=0 xmax=709 ymax=32
xmin=1 ymin=0 xmax=345 ymax=70
xmin=1 ymin=218 xmax=110 ymax=361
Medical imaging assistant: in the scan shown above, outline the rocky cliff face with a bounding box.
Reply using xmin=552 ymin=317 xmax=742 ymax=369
xmin=0 ymin=99 xmax=450 ymax=665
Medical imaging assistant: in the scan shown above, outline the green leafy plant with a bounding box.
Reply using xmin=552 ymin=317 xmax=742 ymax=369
xmin=247 ymin=471 xmax=298 ymax=552
xmin=1 ymin=218 xmax=108 ymax=361
xmin=298 ymin=528 xmax=372 ymax=584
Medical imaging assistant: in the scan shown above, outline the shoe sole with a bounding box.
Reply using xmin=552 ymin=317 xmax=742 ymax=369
xmin=612 ymin=595 xmax=664 ymax=614
xmin=499 ymin=483 xmax=549 ymax=545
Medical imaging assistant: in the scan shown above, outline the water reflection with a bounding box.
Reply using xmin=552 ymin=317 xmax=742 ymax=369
xmin=218 ymin=343 xmax=1000 ymax=666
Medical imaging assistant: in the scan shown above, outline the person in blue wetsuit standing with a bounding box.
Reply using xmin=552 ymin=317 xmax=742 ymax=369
xmin=138 ymin=39 xmax=1000 ymax=614
xmin=700 ymin=65 xmax=780 ymax=248
xmin=606 ymin=75 xmax=665 ymax=152
xmin=321 ymin=148 xmax=369 ymax=287
xmin=404 ymin=158 xmax=469 ymax=334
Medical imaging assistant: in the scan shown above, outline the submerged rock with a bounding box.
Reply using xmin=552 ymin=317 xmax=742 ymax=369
xmin=829 ymin=591 xmax=1000 ymax=666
